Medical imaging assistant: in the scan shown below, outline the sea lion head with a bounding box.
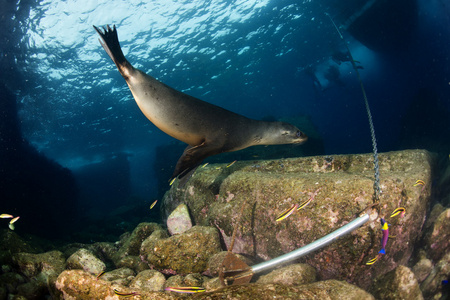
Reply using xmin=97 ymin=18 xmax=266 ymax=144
xmin=262 ymin=122 xmax=308 ymax=145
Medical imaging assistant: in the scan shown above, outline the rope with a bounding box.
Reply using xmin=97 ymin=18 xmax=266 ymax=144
xmin=326 ymin=13 xmax=381 ymax=201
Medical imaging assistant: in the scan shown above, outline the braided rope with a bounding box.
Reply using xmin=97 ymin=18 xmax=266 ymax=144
xmin=327 ymin=13 xmax=381 ymax=201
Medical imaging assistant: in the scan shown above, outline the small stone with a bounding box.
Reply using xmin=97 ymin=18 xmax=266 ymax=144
xmin=167 ymin=203 xmax=192 ymax=235
xmin=129 ymin=270 xmax=165 ymax=292
xmin=412 ymin=257 xmax=433 ymax=283
xmin=17 ymin=281 xmax=47 ymax=300
xmin=256 ymin=263 xmax=317 ymax=286
xmin=0 ymin=272 xmax=25 ymax=294
xmin=115 ymin=255 xmax=149 ymax=273
xmin=66 ymin=248 xmax=105 ymax=275
xmin=420 ymin=252 xmax=450 ymax=298
xmin=100 ymin=267 xmax=135 ymax=286
xmin=370 ymin=265 xmax=423 ymax=300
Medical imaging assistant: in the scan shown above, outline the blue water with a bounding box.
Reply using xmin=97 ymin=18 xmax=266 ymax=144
xmin=1 ymin=0 xmax=449 ymax=240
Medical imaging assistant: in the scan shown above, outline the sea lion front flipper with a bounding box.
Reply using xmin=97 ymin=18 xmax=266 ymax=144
xmin=171 ymin=142 xmax=219 ymax=181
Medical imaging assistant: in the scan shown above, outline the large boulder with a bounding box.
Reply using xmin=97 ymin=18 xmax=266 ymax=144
xmin=144 ymin=226 xmax=222 ymax=274
xmin=196 ymin=280 xmax=374 ymax=299
xmin=163 ymin=150 xmax=433 ymax=288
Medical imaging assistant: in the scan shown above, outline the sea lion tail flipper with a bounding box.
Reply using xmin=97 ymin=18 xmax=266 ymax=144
xmin=93 ymin=25 xmax=128 ymax=68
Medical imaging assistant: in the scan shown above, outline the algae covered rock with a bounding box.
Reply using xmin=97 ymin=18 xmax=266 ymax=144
xmin=13 ymin=250 xmax=65 ymax=279
xmin=146 ymin=225 xmax=221 ymax=274
xmin=100 ymin=267 xmax=135 ymax=286
xmin=423 ymin=208 xmax=450 ymax=262
xmin=55 ymin=269 xmax=173 ymax=299
xmin=256 ymin=263 xmax=317 ymax=286
xmin=412 ymin=256 xmax=433 ymax=283
xmin=420 ymin=252 xmax=450 ymax=299
xmin=194 ymin=280 xmax=374 ymax=299
xmin=65 ymin=248 xmax=105 ymax=275
xmin=129 ymin=269 xmax=165 ymax=292
xmin=163 ymin=150 xmax=433 ymax=288
xmin=167 ymin=203 xmax=192 ymax=235
xmin=113 ymin=222 xmax=163 ymax=263
xmin=140 ymin=229 xmax=169 ymax=262
xmin=370 ymin=265 xmax=423 ymax=300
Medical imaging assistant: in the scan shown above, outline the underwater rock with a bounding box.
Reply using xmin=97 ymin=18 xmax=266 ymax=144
xmin=139 ymin=229 xmax=169 ymax=262
xmin=0 ymin=229 xmax=38 ymax=255
xmin=89 ymin=241 xmax=118 ymax=263
xmin=0 ymin=272 xmax=25 ymax=294
xmin=167 ymin=203 xmax=192 ymax=235
xmin=165 ymin=273 xmax=208 ymax=290
xmin=196 ymin=280 xmax=374 ymax=299
xmin=369 ymin=265 xmax=423 ymax=300
xmin=65 ymin=248 xmax=105 ymax=275
xmin=115 ymin=255 xmax=149 ymax=273
xmin=163 ymin=149 xmax=433 ymax=288
xmin=13 ymin=250 xmax=65 ymax=279
xmin=424 ymin=203 xmax=445 ymax=230
xmin=420 ymin=252 xmax=450 ymax=299
xmin=256 ymin=263 xmax=317 ymax=286
xmin=146 ymin=225 xmax=221 ymax=274
xmin=423 ymin=208 xmax=450 ymax=262
xmin=112 ymin=222 xmax=163 ymax=264
xmin=100 ymin=267 xmax=135 ymax=286
xmin=129 ymin=269 xmax=165 ymax=292
xmin=16 ymin=280 xmax=47 ymax=300
xmin=0 ymin=286 xmax=6 ymax=300
xmin=412 ymin=254 xmax=433 ymax=283
xmin=55 ymin=269 xmax=172 ymax=299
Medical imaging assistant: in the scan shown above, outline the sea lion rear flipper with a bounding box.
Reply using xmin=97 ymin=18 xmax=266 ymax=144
xmin=93 ymin=25 xmax=128 ymax=70
xmin=171 ymin=142 xmax=218 ymax=183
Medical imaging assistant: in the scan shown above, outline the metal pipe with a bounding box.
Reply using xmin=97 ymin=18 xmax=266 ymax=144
xmin=250 ymin=213 xmax=370 ymax=274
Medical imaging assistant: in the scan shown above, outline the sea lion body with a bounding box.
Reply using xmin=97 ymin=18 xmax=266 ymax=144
xmin=94 ymin=25 xmax=307 ymax=180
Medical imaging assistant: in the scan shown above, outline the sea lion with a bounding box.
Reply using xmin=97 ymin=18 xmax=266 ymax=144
xmin=93 ymin=25 xmax=307 ymax=182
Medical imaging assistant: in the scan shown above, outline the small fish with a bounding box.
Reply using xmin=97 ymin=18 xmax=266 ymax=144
xmin=113 ymin=289 xmax=139 ymax=297
xmin=297 ymin=197 xmax=313 ymax=211
xmin=0 ymin=214 xmax=13 ymax=219
xmin=10 ymin=216 xmax=20 ymax=224
xmin=150 ymin=200 xmax=158 ymax=209
xmin=96 ymin=271 xmax=105 ymax=280
xmin=164 ymin=286 xmax=206 ymax=294
xmin=379 ymin=218 xmax=389 ymax=255
xmin=201 ymin=162 xmax=209 ymax=168
xmin=413 ymin=180 xmax=425 ymax=186
xmin=365 ymin=255 xmax=378 ymax=265
xmin=276 ymin=203 xmax=299 ymax=222
xmin=390 ymin=207 xmax=406 ymax=218
xmin=169 ymin=177 xmax=176 ymax=186
xmin=8 ymin=223 xmax=15 ymax=230
xmin=226 ymin=160 xmax=237 ymax=168
xmin=365 ymin=218 xmax=390 ymax=266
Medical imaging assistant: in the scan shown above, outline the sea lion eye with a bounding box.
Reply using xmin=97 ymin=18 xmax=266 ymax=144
xmin=296 ymin=131 xmax=302 ymax=138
